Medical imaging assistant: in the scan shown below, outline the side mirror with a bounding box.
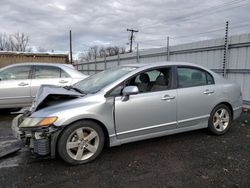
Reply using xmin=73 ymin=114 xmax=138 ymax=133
xmin=122 ymin=86 xmax=139 ymax=101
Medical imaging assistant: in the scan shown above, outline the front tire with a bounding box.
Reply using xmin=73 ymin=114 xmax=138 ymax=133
xmin=208 ymin=104 xmax=232 ymax=135
xmin=57 ymin=120 xmax=105 ymax=165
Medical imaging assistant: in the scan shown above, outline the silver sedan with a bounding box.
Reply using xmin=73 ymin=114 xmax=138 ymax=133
xmin=12 ymin=62 xmax=242 ymax=165
xmin=0 ymin=62 xmax=87 ymax=109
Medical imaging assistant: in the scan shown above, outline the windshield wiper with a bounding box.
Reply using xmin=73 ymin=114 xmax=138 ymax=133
xmin=63 ymin=86 xmax=86 ymax=94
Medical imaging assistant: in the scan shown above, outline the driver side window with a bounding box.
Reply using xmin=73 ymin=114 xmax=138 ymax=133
xmin=108 ymin=67 xmax=172 ymax=96
xmin=133 ymin=70 xmax=160 ymax=92
xmin=128 ymin=67 xmax=171 ymax=93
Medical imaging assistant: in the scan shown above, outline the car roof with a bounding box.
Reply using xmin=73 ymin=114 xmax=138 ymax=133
xmin=4 ymin=62 xmax=73 ymax=68
xmin=122 ymin=61 xmax=202 ymax=68
xmin=0 ymin=62 xmax=87 ymax=78
xmin=121 ymin=61 xmax=216 ymax=76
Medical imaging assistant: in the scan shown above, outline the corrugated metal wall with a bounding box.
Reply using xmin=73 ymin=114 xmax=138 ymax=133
xmin=77 ymin=33 xmax=250 ymax=104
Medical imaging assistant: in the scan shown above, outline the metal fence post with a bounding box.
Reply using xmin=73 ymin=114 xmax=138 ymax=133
xmin=167 ymin=36 xmax=170 ymax=61
xmin=118 ymin=52 xmax=120 ymax=66
xmin=136 ymin=43 xmax=139 ymax=63
xmin=104 ymin=53 xmax=107 ymax=70
xmin=223 ymin=21 xmax=229 ymax=78
xmin=87 ymin=63 xmax=90 ymax=75
xmin=95 ymin=58 xmax=97 ymax=74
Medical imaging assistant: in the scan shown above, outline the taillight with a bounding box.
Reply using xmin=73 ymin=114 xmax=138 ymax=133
xmin=240 ymin=91 xmax=242 ymax=97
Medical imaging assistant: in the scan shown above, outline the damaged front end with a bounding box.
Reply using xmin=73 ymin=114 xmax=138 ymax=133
xmin=11 ymin=85 xmax=85 ymax=158
xmin=12 ymin=114 xmax=60 ymax=157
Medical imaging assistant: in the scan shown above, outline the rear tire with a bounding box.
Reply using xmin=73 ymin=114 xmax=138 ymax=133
xmin=57 ymin=120 xmax=105 ymax=165
xmin=208 ymin=104 xmax=232 ymax=135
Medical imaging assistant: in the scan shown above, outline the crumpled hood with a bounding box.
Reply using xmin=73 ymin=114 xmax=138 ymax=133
xmin=30 ymin=85 xmax=84 ymax=112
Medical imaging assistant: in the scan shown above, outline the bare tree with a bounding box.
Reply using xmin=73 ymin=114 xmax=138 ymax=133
xmin=0 ymin=33 xmax=11 ymax=51
xmin=86 ymin=51 xmax=92 ymax=61
xmin=80 ymin=51 xmax=92 ymax=62
xmin=99 ymin=46 xmax=106 ymax=58
xmin=104 ymin=46 xmax=122 ymax=56
xmin=113 ymin=46 xmax=119 ymax=55
xmin=105 ymin=47 xmax=113 ymax=56
xmin=11 ymin=32 xmax=29 ymax=52
xmin=0 ymin=34 xmax=5 ymax=50
xmin=80 ymin=45 xmax=127 ymax=61
xmin=0 ymin=32 xmax=29 ymax=52
xmin=90 ymin=46 xmax=99 ymax=60
xmin=120 ymin=47 xmax=126 ymax=54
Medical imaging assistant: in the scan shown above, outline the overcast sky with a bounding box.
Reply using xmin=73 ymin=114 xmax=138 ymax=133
xmin=1 ymin=0 xmax=250 ymax=54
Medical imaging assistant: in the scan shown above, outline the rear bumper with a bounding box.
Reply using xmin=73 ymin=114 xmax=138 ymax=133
xmin=233 ymin=106 xmax=242 ymax=120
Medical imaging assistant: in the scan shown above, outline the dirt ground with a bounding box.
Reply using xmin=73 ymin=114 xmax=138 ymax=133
xmin=0 ymin=110 xmax=249 ymax=188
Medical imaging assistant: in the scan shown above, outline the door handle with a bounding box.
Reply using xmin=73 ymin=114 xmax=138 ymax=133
xmin=18 ymin=82 xmax=29 ymax=86
xmin=161 ymin=95 xmax=175 ymax=101
xmin=59 ymin=80 xmax=68 ymax=84
xmin=203 ymin=90 xmax=214 ymax=95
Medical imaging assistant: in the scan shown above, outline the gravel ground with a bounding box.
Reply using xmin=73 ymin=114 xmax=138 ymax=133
xmin=0 ymin=110 xmax=249 ymax=188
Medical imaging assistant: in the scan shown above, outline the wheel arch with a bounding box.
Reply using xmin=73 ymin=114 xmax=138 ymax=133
xmin=213 ymin=101 xmax=233 ymax=119
xmin=51 ymin=118 xmax=110 ymax=158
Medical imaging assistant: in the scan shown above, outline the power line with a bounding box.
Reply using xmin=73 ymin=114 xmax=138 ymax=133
xmin=172 ymin=21 xmax=250 ymax=39
xmin=170 ymin=28 xmax=225 ymax=39
xmin=179 ymin=1 xmax=250 ymax=23
xmin=136 ymin=21 xmax=250 ymax=44
xmin=73 ymin=21 xmax=250 ymax=52
xmin=138 ymin=22 xmax=228 ymax=39
xmin=173 ymin=0 xmax=247 ymax=20
xmin=230 ymin=22 xmax=250 ymax=29
xmin=139 ymin=0 xmax=250 ymax=29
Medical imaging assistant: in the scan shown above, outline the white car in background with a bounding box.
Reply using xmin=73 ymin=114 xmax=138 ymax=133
xmin=0 ymin=62 xmax=87 ymax=109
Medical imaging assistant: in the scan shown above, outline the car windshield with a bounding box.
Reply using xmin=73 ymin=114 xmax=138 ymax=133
xmin=74 ymin=66 xmax=136 ymax=94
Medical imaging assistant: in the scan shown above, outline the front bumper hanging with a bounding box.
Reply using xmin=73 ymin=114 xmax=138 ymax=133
xmin=12 ymin=114 xmax=54 ymax=157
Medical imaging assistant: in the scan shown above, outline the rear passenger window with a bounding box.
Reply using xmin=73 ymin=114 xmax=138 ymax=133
xmin=0 ymin=66 xmax=31 ymax=80
xmin=34 ymin=66 xmax=70 ymax=79
xmin=206 ymin=72 xmax=214 ymax=85
xmin=177 ymin=67 xmax=214 ymax=88
xmin=60 ymin=70 xmax=70 ymax=78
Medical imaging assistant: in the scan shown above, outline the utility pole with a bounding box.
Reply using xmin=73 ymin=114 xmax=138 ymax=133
xmin=127 ymin=28 xmax=138 ymax=53
xmin=69 ymin=30 xmax=73 ymax=64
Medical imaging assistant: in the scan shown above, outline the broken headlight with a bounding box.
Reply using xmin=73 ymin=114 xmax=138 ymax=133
xmin=19 ymin=117 xmax=58 ymax=128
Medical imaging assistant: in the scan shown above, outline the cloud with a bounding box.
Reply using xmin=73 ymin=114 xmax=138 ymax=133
xmin=47 ymin=3 xmax=67 ymax=11
xmin=0 ymin=0 xmax=250 ymax=53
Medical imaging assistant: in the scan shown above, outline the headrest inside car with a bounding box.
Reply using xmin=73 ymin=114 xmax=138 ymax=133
xmin=191 ymin=72 xmax=202 ymax=80
xmin=139 ymin=73 xmax=150 ymax=83
xmin=155 ymin=75 xmax=168 ymax=85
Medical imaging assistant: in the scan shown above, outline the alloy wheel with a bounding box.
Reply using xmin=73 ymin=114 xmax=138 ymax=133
xmin=212 ymin=108 xmax=230 ymax=132
xmin=66 ymin=127 xmax=100 ymax=161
